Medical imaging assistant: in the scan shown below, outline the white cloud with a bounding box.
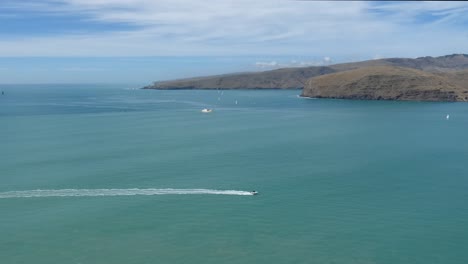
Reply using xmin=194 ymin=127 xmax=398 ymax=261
xmin=0 ymin=1 xmax=467 ymax=57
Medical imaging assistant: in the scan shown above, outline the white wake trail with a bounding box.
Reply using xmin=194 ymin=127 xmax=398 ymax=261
xmin=0 ymin=188 xmax=254 ymax=199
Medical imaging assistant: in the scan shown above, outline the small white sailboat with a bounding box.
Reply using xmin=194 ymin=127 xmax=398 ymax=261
xmin=201 ymin=108 xmax=213 ymax=113
xmin=235 ymin=100 xmax=238 ymax=105
xmin=446 ymin=114 xmax=450 ymax=120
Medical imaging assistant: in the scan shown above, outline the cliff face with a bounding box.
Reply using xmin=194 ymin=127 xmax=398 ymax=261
xmin=302 ymin=66 xmax=468 ymax=102
xmin=143 ymin=54 xmax=468 ymax=90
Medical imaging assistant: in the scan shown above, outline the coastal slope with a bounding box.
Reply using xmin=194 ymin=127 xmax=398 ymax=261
xmin=302 ymin=66 xmax=468 ymax=102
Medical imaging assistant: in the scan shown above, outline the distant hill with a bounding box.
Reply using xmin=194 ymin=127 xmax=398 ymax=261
xmin=302 ymin=66 xmax=468 ymax=102
xmin=143 ymin=66 xmax=336 ymax=89
xmin=143 ymin=54 xmax=468 ymax=90
xmin=330 ymin=54 xmax=468 ymax=72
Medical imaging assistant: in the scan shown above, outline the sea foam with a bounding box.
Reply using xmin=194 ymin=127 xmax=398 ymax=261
xmin=0 ymin=188 xmax=254 ymax=199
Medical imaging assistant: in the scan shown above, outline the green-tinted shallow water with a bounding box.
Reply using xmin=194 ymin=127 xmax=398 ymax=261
xmin=1 ymin=84 xmax=468 ymax=264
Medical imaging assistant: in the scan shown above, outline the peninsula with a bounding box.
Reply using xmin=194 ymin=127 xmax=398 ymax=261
xmin=143 ymin=54 xmax=468 ymax=102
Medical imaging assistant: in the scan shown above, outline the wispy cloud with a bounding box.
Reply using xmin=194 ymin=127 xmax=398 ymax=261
xmin=0 ymin=1 xmax=467 ymax=57
xmin=254 ymin=57 xmax=333 ymax=69
xmin=255 ymin=61 xmax=279 ymax=69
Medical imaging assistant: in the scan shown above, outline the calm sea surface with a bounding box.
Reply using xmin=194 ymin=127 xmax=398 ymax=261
xmin=1 ymin=84 xmax=468 ymax=264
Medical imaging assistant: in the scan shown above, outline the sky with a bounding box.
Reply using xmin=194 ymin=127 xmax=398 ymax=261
xmin=0 ymin=0 xmax=468 ymax=84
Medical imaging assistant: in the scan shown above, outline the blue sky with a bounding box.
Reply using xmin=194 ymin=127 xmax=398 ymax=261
xmin=0 ymin=1 xmax=468 ymax=84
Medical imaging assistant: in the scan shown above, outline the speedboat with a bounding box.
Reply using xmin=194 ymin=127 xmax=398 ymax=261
xmin=201 ymin=108 xmax=212 ymax=113
xmin=250 ymin=191 xmax=258 ymax=195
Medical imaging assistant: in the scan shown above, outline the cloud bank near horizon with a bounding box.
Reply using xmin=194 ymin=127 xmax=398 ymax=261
xmin=0 ymin=1 xmax=467 ymax=58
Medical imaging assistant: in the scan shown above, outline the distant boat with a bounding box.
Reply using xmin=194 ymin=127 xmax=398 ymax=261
xmin=235 ymin=100 xmax=238 ymax=105
xmin=201 ymin=108 xmax=213 ymax=113
xmin=446 ymin=114 xmax=450 ymax=120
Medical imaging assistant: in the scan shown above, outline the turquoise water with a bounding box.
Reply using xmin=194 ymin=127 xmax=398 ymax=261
xmin=1 ymin=84 xmax=468 ymax=264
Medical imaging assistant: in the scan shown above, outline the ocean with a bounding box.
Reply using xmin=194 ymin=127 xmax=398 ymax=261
xmin=1 ymin=84 xmax=468 ymax=264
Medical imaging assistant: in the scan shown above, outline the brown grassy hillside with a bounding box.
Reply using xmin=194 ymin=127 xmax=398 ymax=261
xmin=302 ymin=66 xmax=468 ymax=102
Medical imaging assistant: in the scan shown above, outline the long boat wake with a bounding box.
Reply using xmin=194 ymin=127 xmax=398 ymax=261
xmin=0 ymin=188 xmax=255 ymax=199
